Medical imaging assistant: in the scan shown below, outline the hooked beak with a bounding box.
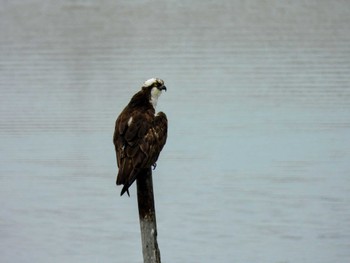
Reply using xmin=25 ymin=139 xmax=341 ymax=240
xmin=159 ymin=85 xmax=167 ymax=92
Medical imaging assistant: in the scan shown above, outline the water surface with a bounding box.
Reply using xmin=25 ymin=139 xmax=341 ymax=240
xmin=1 ymin=1 xmax=350 ymax=262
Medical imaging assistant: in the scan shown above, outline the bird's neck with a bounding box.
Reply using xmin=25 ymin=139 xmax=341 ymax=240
xmin=150 ymin=87 xmax=162 ymax=109
xmin=150 ymin=95 xmax=158 ymax=109
xmin=129 ymin=90 xmax=155 ymax=111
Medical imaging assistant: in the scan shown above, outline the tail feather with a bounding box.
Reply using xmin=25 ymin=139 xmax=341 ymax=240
xmin=120 ymin=185 xmax=130 ymax=197
xmin=117 ymin=168 xmax=139 ymax=197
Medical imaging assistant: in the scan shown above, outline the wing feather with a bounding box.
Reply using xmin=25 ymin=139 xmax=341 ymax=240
xmin=139 ymin=112 xmax=168 ymax=167
xmin=113 ymin=109 xmax=168 ymax=195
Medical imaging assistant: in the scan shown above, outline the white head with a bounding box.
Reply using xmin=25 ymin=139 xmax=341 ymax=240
xmin=142 ymin=78 xmax=167 ymax=108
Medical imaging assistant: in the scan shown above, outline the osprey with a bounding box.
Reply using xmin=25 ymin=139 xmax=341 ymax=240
xmin=113 ymin=78 xmax=168 ymax=196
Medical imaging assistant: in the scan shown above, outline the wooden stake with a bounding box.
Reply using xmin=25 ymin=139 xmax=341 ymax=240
xmin=136 ymin=168 xmax=161 ymax=263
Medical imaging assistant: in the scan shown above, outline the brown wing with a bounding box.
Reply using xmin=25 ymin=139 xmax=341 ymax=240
xmin=139 ymin=112 xmax=168 ymax=167
xmin=113 ymin=109 xmax=167 ymax=195
xmin=113 ymin=109 xmax=150 ymax=184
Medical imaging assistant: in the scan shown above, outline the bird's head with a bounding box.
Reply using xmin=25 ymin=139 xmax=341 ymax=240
xmin=142 ymin=78 xmax=167 ymax=108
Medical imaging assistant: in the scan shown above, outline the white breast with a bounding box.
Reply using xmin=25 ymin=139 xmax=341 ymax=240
xmin=150 ymin=87 xmax=162 ymax=108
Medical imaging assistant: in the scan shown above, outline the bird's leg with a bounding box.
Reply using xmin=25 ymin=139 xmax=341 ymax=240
xmin=152 ymin=163 xmax=157 ymax=170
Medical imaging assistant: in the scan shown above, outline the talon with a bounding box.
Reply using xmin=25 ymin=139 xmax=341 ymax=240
xmin=152 ymin=163 xmax=157 ymax=170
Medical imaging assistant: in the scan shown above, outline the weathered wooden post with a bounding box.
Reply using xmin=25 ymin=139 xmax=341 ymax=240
xmin=136 ymin=168 xmax=161 ymax=263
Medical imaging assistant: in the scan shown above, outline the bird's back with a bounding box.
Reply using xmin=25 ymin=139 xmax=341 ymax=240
xmin=113 ymin=78 xmax=168 ymax=196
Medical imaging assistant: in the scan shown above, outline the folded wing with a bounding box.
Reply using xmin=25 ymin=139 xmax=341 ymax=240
xmin=113 ymin=110 xmax=168 ymax=195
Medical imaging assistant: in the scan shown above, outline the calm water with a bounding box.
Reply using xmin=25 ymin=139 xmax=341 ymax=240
xmin=1 ymin=1 xmax=350 ymax=262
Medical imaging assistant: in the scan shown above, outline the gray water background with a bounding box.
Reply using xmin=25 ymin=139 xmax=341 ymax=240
xmin=1 ymin=1 xmax=350 ymax=262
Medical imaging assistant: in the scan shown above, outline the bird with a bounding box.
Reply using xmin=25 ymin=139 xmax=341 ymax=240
xmin=113 ymin=78 xmax=168 ymax=196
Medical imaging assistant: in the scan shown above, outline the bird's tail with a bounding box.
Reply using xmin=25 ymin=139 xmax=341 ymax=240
xmin=120 ymin=185 xmax=130 ymax=197
xmin=116 ymin=168 xmax=139 ymax=197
